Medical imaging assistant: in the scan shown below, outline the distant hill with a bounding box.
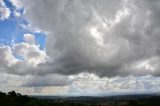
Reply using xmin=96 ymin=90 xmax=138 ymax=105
xmin=1 ymin=91 xmax=160 ymax=106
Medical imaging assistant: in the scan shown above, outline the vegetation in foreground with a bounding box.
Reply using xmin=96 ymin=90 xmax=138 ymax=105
xmin=1 ymin=91 xmax=85 ymax=106
xmin=1 ymin=91 xmax=160 ymax=106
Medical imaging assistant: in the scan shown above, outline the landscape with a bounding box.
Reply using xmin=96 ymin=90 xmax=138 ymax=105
xmin=1 ymin=0 xmax=160 ymax=106
xmin=1 ymin=91 xmax=160 ymax=106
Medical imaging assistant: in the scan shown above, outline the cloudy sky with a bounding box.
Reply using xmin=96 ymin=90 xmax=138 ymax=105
xmin=1 ymin=0 xmax=160 ymax=96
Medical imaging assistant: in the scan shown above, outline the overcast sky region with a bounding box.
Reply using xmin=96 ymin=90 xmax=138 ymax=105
xmin=1 ymin=0 xmax=160 ymax=96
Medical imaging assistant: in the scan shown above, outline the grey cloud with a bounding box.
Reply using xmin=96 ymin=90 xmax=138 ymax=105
xmin=23 ymin=74 xmax=72 ymax=87
xmin=20 ymin=0 xmax=160 ymax=77
xmin=0 ymin=73 xmax=26 ymax=87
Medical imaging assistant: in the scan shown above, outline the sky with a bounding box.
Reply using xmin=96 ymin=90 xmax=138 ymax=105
xmin=1 ymin=0 xmax=160 ymax=96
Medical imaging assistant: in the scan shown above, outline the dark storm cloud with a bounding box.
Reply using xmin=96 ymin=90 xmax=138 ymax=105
xmin=23 ymin=74 xmax=72 ymax=87
xmin=18 ymin=0 xmax=160 ymax=77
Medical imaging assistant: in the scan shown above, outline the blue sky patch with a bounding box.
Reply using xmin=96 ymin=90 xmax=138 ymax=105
xmin=0 ymin=0 xmax=46 ymax=49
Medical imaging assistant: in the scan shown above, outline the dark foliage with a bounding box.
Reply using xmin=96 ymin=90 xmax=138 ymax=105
xmin=0 ymin=91 xmax=86 ymax=106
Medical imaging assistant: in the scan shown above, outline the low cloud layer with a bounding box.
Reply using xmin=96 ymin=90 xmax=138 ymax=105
xmin=68 ymin=73 xmax=160 ymax=96
xmin=1 ymin=72 xmax=160 ymax=96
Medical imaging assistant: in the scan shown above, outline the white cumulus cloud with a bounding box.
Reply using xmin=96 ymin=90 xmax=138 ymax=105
xmin=23 ymin=34 xmax=36 ymax=44
xmin=0 ymin=0 xmax=10 ymax=20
